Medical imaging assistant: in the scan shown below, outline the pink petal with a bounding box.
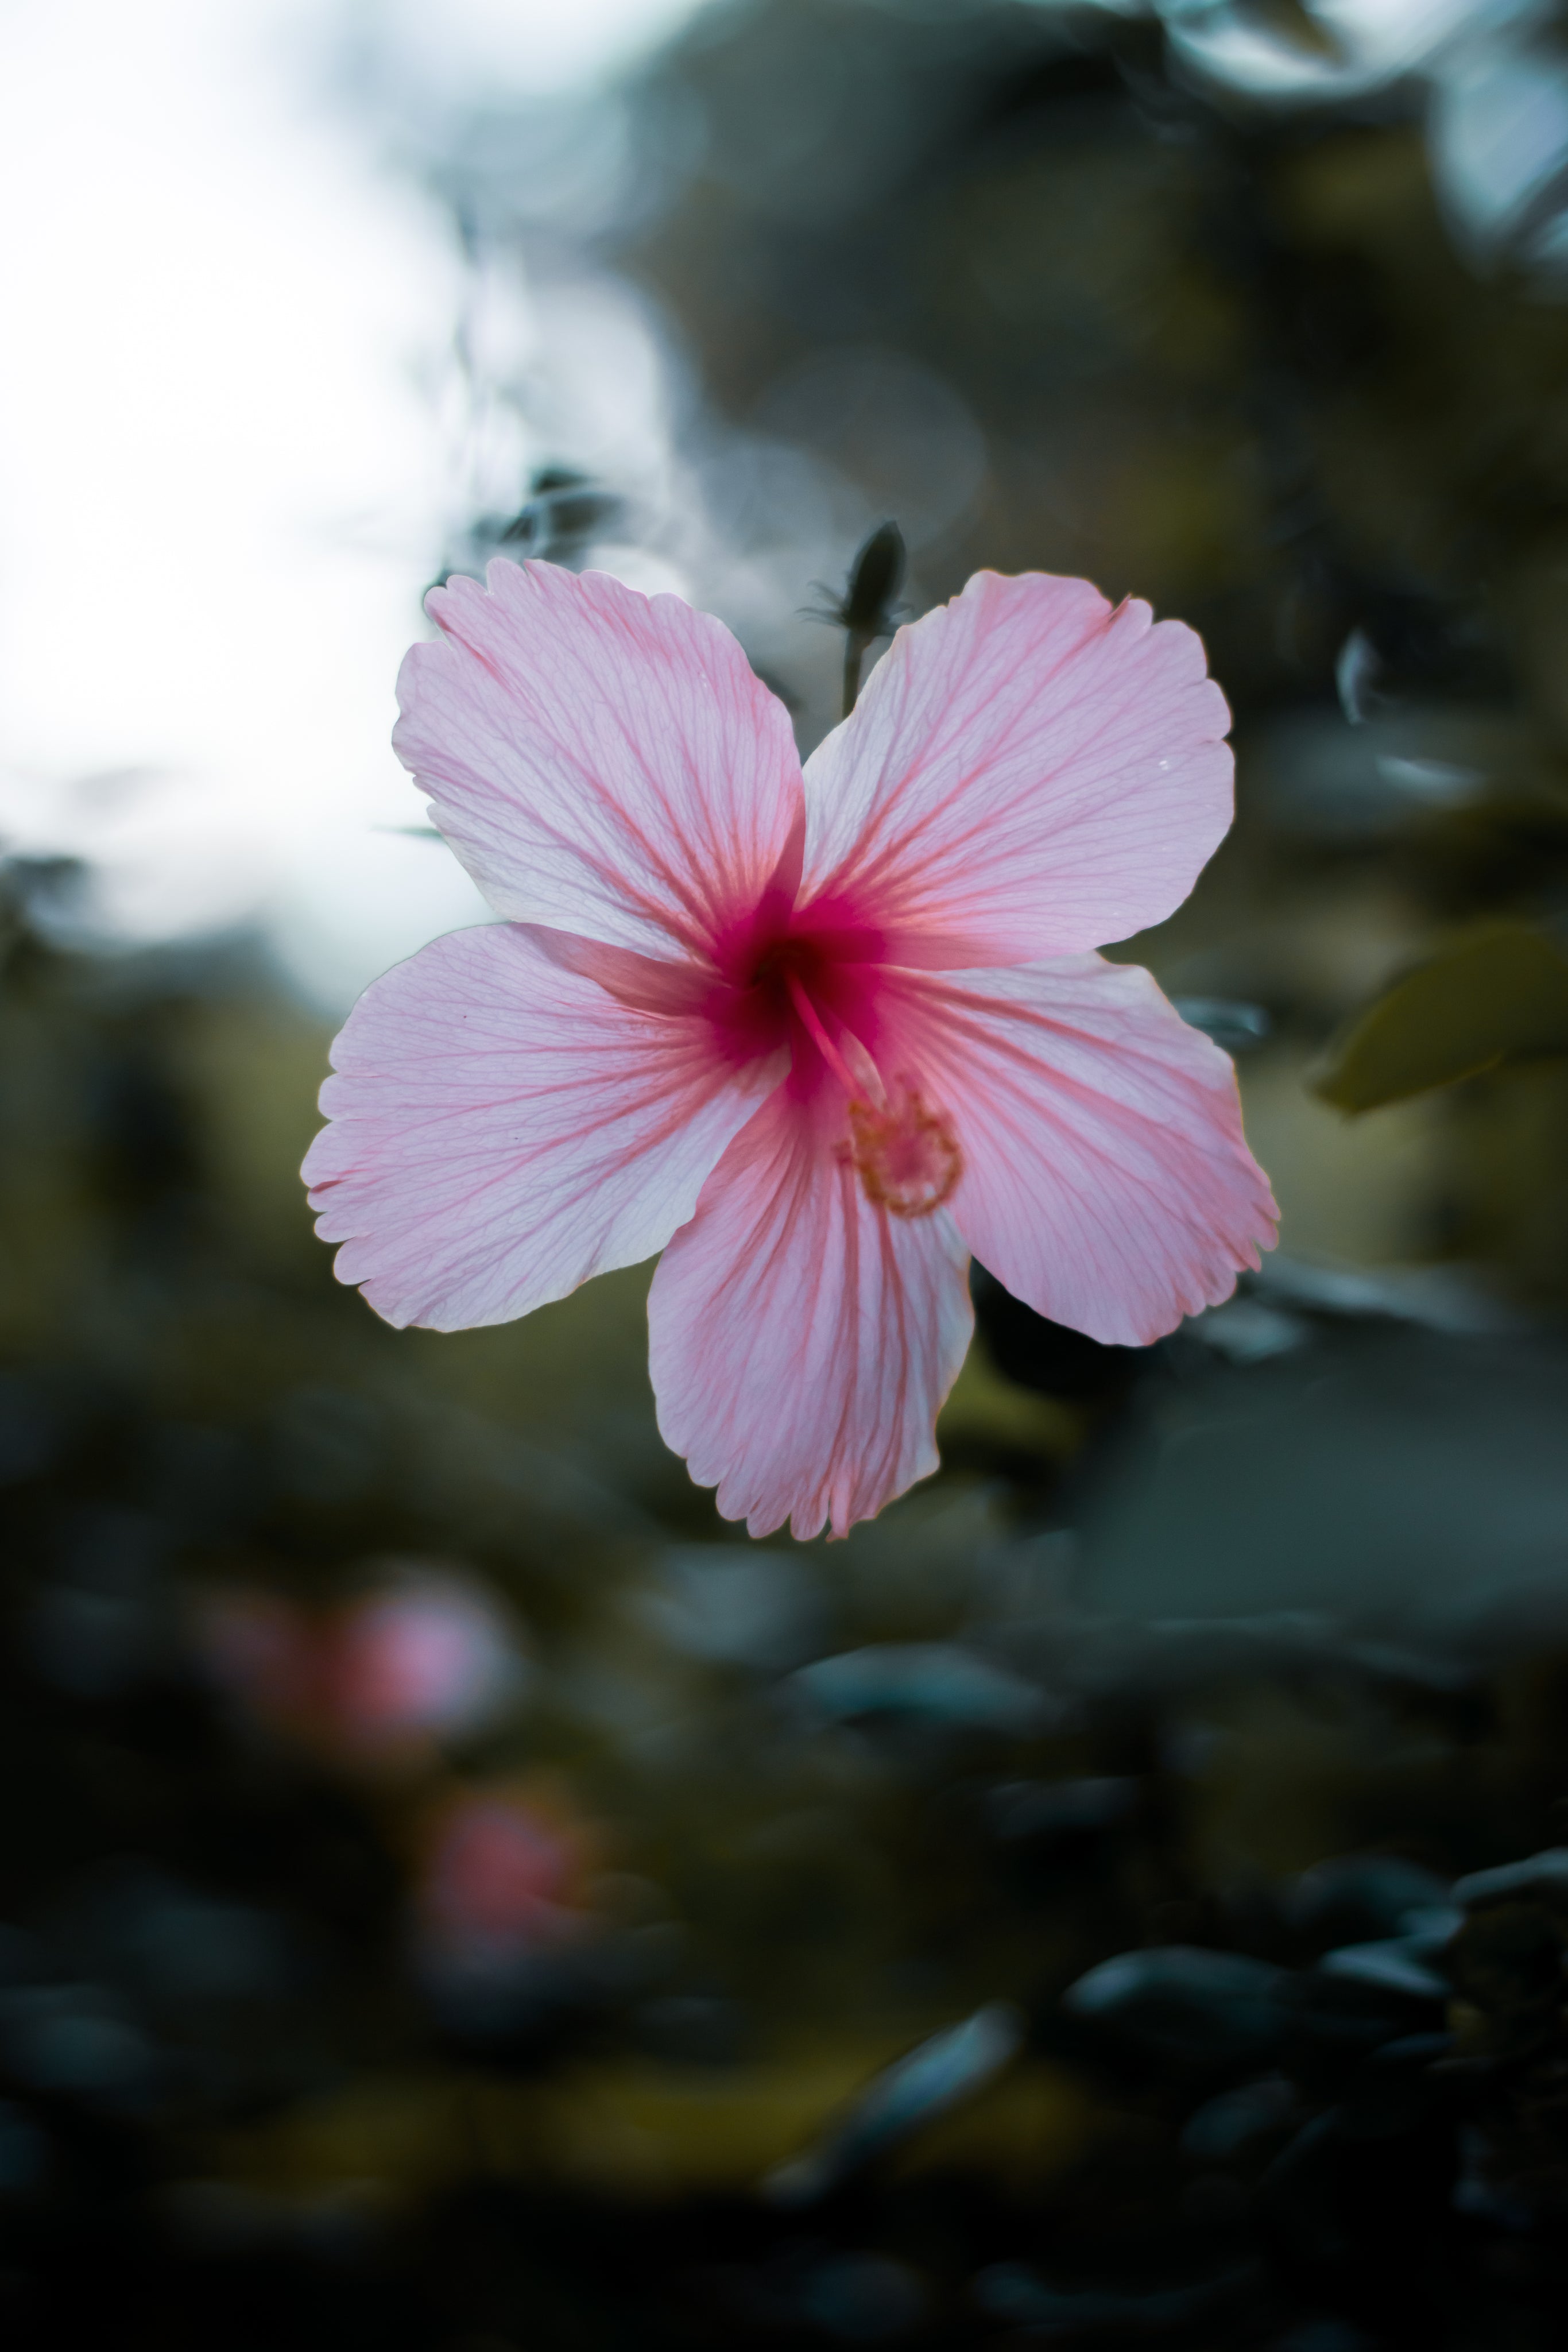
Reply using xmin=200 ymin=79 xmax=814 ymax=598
xmin=800 ymin=570 xmax=1232 ymax=966
xmin=302 ymin=924 xmax=784 ymax=1330
xmin=648 ymin=1088 xmax=974 ymax=1540
xmin=878 ymin=957 xmax=1278 ymax=1346
xmin=394 ymin=559 xmax=805 ymax=960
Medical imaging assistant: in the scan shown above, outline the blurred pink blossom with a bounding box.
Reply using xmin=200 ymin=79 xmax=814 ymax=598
xmin=326 ymin=1577 xmax=524 ymax=1745
xmin=198 ymin=1569 xmax=525 ymax=1761
xmin=416 ymin=1784 xmax=595 ymax=1966
xmin=304 ymin=560 xmax=1276 ymax=1537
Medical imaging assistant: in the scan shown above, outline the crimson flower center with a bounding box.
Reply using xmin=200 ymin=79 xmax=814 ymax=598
xmin=711 ymin=918 xmax=962 ymax=1220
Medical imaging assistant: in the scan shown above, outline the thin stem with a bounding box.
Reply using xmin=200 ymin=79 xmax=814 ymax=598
xmin=842 ymin=632 xmax=867 ymax=720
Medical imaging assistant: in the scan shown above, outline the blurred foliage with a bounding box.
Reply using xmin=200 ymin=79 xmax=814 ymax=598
xmin=10 ymin=0 xmax=1568 ymax=2341
xmin=1317 ymin=924 xmax=1568 ymax=1109
xmin=9 ymin=835 xmax=1568 ymax=2341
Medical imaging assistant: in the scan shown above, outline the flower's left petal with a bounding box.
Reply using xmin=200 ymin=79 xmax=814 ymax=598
xmin=648 ymin=1089 xmax=974 ymax=1539
xmin=394 ymin=559 xmax=805 ymax=960
xmin=302 ymin=924 xmax=783 ymax=1332
xmin=880 ymin=956 xmax=1278 ymax=1346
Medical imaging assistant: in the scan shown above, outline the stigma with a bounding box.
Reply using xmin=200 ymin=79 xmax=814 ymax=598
xmin=845 ymin=1082 xmax=962 ymax=1218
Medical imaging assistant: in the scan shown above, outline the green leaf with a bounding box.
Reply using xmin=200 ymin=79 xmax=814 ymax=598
xmin=1316 ymin=926 xmax=1568 ymax=1112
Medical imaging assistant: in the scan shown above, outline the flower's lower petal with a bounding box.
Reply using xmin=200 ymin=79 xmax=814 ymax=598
xmin=648 ymin=1089 xmax=974 ymax=1539
xmin=302 ymin=924 xmax=783 ymax=1332
xmin=883 ymin=957 xmax=1278 ymax=1346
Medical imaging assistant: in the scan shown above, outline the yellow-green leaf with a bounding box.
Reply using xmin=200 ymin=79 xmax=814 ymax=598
xmin=1316 ymin=926 xmax=1568 ymax=1112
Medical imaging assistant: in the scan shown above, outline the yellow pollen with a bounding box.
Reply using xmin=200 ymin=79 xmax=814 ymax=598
xmin=845 ymin=1083 xmax=962 ymax=1218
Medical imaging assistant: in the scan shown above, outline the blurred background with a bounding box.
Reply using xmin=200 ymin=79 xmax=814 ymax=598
xmin=6 ymin=0 xmax=1568 ymax=2342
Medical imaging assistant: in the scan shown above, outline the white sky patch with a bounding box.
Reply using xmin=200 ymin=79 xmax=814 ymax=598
xmin=0 ymin=0 xmax=709 ymax=1005
xmin=353 ymin=0 xmax=715 ymax=101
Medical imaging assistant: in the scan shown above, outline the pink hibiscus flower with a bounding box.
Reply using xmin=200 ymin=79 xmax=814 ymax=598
xmin=303 ymin=559 xmax=1276 ymax=1539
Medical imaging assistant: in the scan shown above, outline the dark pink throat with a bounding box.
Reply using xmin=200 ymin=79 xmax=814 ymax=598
xmin=701 ymin=891 xmax=964 ymax=1220
xmin=706 ymin=899 xmax=885 ymax=1092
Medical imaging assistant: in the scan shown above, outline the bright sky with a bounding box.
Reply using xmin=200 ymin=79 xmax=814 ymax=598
xmin=0 ymin=0 xmax=706 ymax=1005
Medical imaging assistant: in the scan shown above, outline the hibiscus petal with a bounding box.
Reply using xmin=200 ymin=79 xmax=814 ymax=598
xmin=302 ymin=924 xmax=784 ymax=1331
xmin=878 ymin=957 xmax=1277 ymax=1347
xmin=394 ymin=559 xmax=804 ymax=960
xmin=800 ymin=570 xmax=1232 ymax=965
xmin=648 ymin=1089 xmax=974 ymax=1540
